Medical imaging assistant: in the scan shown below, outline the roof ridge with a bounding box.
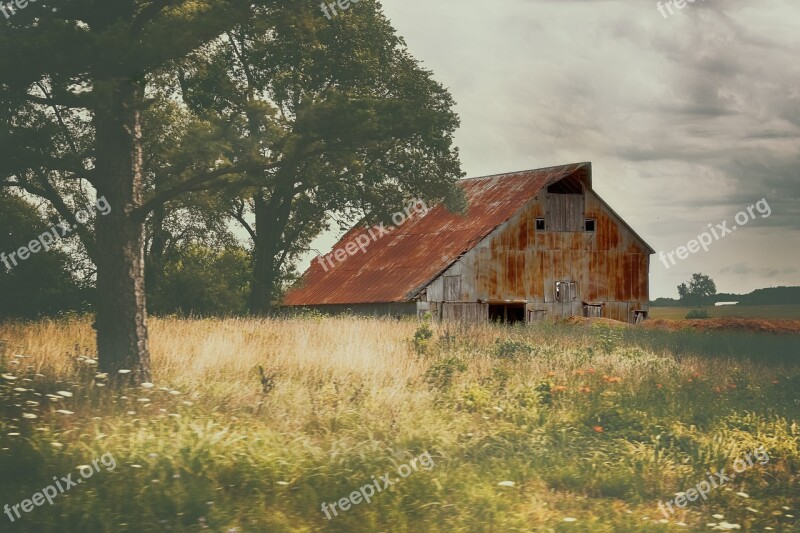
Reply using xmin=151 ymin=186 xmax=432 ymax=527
xmin=458 ymin=161 xmax=590 ymax=182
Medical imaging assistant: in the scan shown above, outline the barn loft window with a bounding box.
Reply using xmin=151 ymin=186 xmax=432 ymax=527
xmin=535 ymin=218 xmax=546 ymax=230
xmin=585 ymin=219 xmax=595 ymax=232
xmin=443 ymin=275 xmax=461 ymax=302
xmin=555 ymin=281 xmax=578 ymax=302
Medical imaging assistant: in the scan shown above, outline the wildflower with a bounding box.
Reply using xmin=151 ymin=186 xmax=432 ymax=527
xmin=56 ymin=391 xmax=73 ymax=397
xmin=1 ymin=373 xmax=17 ymax=381
xmin=552 ymin=385 xmax=568 ymax=393
xmin=593 ymin=426 xmax=604 ymax=433
xmin=656 ymin=383 xmax=662 ymax=389
xmin=22 ymin=413 xmax=37 ymax=419
xmin=141 ymin=383 xmax=154 ymax=389
xmin=55 ymin=409 xmax=74 ymax=415
xmin=95 ymin=373 xmax=108 ymax=380
xmin=546 ymin=371 xmax=555 ymax=377
xmin=118 ymin=369 xmax=131 ymax=374
xmin=563 ymin=517 xmax=577 ymax=522
xmin=586 ymin=368 xmax=596 ymax=374
xmin=772 ymin=380 xmax=780 ymax=385
xmin=497 ymin=481 xmax=515 ymax=487
xmin=692 ymin=372 xmax=701 ymax=378
xmin=578 ymin=386 xmax=591 ymax=393
xmin=727 ymin=383 xmax=737 ymax=389
xmin=736 ymin=492 xmax=749 ymax=498
xmin=574 ymin=370 xmax=584 ymax=376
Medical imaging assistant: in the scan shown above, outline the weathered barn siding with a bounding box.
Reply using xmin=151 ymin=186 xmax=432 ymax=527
xmin=425 ymin=186 xmax=650 ymax=323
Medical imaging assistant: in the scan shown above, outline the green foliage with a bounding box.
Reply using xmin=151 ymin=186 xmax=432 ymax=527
xmin=424 ymin=357 xmax=467 ymax=390
xmin=147 ymin=244 xmax=251 ymax=316
xmin=412 ymin=321 xmax=434 ymax=355
xmin=493 ymin=338 xmax=537 ymax=360
xmin=678 ymin=273 xmax=718 ymax=306
xmin=592 ymin=323 xmax=622 ymax=355
xmin=685 ymin=309 xmax=712 ymax=319
xmin=0 ymin=192 xmax=89 ymax=320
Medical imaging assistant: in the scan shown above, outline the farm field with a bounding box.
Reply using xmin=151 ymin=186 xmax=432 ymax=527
xmin=1 ymin=316 xmax=799 ymax=532
xmin=649 ymin=305 xmax=800 ymax=321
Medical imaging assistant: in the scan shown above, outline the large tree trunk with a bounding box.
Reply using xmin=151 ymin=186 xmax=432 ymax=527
xmin=248 ymin=181 xmax=294 ymax=315
xmin=93 ymin=79 xmax=152 ymax=384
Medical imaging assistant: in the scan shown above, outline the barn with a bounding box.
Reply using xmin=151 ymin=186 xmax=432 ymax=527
xmin=283 ymin=162 xmax=654 ymax=323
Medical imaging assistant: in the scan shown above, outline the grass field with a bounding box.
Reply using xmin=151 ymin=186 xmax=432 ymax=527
xmin=1 ymin=316 xmax=799 ymax=532
xmin=649 ymin=305 xmax=800 ymax=320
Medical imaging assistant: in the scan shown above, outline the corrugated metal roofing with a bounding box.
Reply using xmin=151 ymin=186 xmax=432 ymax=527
xmin=283 ymin=162 xmax=592 ymax=305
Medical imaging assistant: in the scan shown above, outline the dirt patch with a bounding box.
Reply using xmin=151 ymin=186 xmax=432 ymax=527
xmin=640 ymin=317 xmax=800 ymax=335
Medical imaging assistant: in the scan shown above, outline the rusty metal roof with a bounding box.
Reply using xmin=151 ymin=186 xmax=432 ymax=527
xmin=283 ymin=162 xmax=592 ymax=305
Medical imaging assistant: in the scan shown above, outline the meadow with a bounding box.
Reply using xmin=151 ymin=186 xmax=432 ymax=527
xmin=0 ymin=316 xmax=798 ymax=532
xmin=649 ymin=305 xmax=800 ymax=320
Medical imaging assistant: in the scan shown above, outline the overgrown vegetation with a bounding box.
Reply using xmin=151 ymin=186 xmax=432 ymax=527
xmin=0 ymin=317 xmax=798 ymax=532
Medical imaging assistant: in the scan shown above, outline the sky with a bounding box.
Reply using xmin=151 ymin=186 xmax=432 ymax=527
xmin=302 ymin=0 xmax=800 ymax=299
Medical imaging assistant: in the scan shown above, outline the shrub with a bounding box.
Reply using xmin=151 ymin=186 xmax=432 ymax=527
xmin=494 ymin=338 xmax=536 ymax=360
xmin=413 ymin=322 xmax=435 ymax=354
xmin=685 ymin=309 xmax=711 ymax=319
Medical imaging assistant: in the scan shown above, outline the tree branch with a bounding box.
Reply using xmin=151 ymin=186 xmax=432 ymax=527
xmin=133 ymin=160 xmax=280 ymax=222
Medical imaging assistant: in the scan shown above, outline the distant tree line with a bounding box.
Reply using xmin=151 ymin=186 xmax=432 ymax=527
xmin=652 ymin=273 xmax=800 ymax=307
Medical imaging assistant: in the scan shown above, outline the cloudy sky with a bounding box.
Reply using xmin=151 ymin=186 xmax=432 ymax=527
xmin=305 ymin=0 xmax=800 ymax=299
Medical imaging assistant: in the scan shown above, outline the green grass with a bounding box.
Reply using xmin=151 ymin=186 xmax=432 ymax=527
xmin=0 ymin=317 xmax=799 ymax=532
xmin=649 ymin=304 xmax=800 ymax=320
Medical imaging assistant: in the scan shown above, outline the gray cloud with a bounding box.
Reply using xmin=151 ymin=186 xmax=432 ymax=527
xmin=302 ymin=0 xmax=800 ymax=298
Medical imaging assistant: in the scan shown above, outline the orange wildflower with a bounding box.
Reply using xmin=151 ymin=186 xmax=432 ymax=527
xmin=593 ymin=426 xmax=604 ymax=433
xmin=579 ymin=386 xmax=592 ymax=393
xmin=552 ymin=385 xmax=568 ymax=393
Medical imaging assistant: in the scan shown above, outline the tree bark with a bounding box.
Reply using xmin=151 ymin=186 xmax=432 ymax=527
xmin=93 ymin=79 xmax=152 ymax=384
xmin=248 ymin=180 xmax=295 ymax=315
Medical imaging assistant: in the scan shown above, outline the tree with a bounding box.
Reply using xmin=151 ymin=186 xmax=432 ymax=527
xmin=678 ymin=273 xmax=717 ymax=307
xmin=0 ymin=191 xmax=88 ymax=320
xmin=0 ymin=1 xmax=280 ymax=383
xmin=173 ymin=0 xmax=465 ymax=314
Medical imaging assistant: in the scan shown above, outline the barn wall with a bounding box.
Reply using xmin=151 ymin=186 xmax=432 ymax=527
xmin=427 ymin=186 xmax=650 ymax=323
